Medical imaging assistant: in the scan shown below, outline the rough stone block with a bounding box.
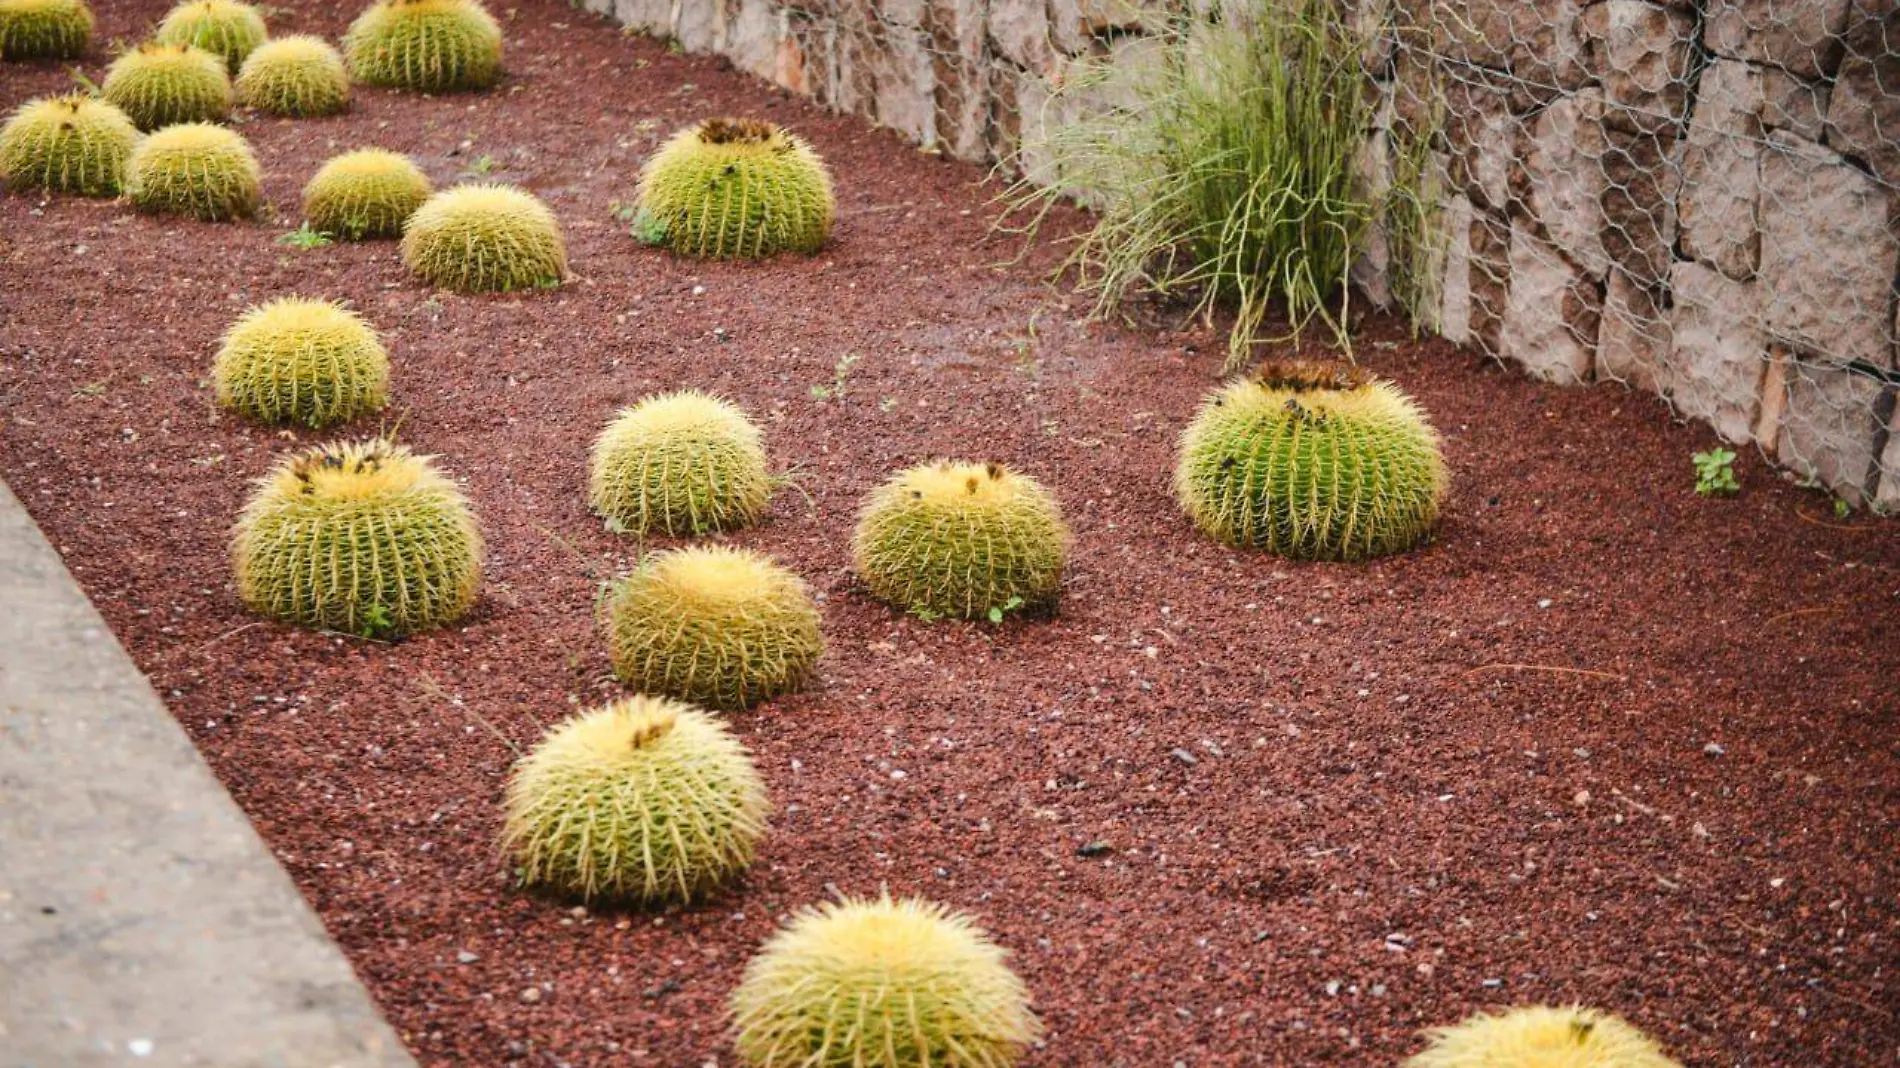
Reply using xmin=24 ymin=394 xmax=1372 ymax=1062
xmin=1760 ymin=66 xmax=1831 ymax=142
xmin=1353 ymin=126 xmax=1395 ymax=309
xmin=1824 ymin=6 xmax=1900 ymax=187
xmin=926 ymin=0 xmax=989 ymax=159
xmin=1600 ymin=129 xmax=1680 ymax=285
xmin=1442 ymin=69 xmax=1517 ymax=213
xmin=1582 ymin=0 xmax=1695 ymax=135
xmin=1050 ymin=0 xmax=1162 ymax=55
xmin=1760 ymin=131 xmax=1899 ymax=368
xmin=726 ymin=0 xmax=782 ymax=81
xmin=1679 ymin=59 xmax=1764 ymax=279
xmin=1705 ymin=0 xmax=1851 ymax=80
xmin=613 ymin=0 xmax=673 ymax=37
xmin=1468 ymin=209 xmax=1512 ymax=356
xmin=1597 ymin=268 xmax=1669 ymax=393
xmin=1775 ymin=361 xmax=1887 ymax=504
xmin=988 ymin=0 xmax=1052 ymax=73
xmin=1438 ymin=192 xmax=1476 ymax=345
xmin=1517 ymin=88 xmax=1610 ymax=276
xmin=985 ymin=59 xmax=1025 ymax=165
xmin=1877 ymin=401 xmax=1900 ymax=513
xmin=1501 ymin=221 xmax=1602 ymax=384
xmin=1663 ymin=261 xmax=1770 ymax=443
xmin=1430 ymin=0 xmax=1588 ymax=102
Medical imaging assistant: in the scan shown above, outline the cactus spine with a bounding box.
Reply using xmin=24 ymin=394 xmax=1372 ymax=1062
xmin=400 ymin=183 xmax=565 ymax=293
xmin=344 ymin=0 xmax=503 ymax=94
xmin=235 ymin=35 xmax=350 ymax=117
xmin=302 ymin=147 xmax=432 ymax=239
xmin=0 ymin=0 xmax=93 ymax=60
xmin=589 ymin=391 xmax=772 ymax=537
xmin=0 ymin=94 xmax=137 ymax=196
xmin=102 ymin=42 xmax=232 ymax=129
xmin=213 ymin=298 xmax=389 ymax=428
xmin=633 ymin=117 xmax=834 ymax=259
xmin=1407 ymin=1005 xmax=1683 ymax=1068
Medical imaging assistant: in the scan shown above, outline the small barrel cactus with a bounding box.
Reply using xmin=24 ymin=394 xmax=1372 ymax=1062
xmin=1407 ymin=1005 xmax=1683 ymax=1068
xmin=502 ymin=694 xmax=769 ymax=905
xmin=302 ymin=147 xmax=431 ymax=239
xmin=0 ymin=94 xmax=137 ymax=197
xmin=125 ymin=121 xmax=258 ymax=220
xmin=852 ymin=460 xmax=1070 ymax=621
xmin=344 ymin=0 xmax=502 ymax=94
xmin=153 ymin=0 xmax=266 ymax=74
xmin=1175 ymin=360 xmax=1447 ymax=561
xmin=0 ymin=0 xmax=92 ymax=59
xmin=213 ymin=298 xmax=389 ymax=428
xmin=605 ymin=546 xmax=822 ymax=712
xmin=589 ymin=391 xmax=772 ymax=537
xmin=233 ymin=438 xmax=482 ymax=636
xmin=400 ymin=183 xmax=564 ymax=293
xmin=731 ymin=894 xmax=1042 ymax=1068
xmin=633 ymin=118 xmax=834 ymax=259
xmin=235 ymin=35 xmax=350 ymax=117
xmin=102 ymin=42 xmax=232 ymax=129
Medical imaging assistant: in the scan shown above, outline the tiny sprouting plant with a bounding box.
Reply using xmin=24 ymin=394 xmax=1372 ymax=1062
xmin=809 ymin=352 xmax=860 ymax=402
xmin=879 ymin=396 xmax=898 ymax=412
xmin=1692 ymin=449 xmax=1739 ymax=497
xmin=1834 ymin=498 xmax=1852 ymax=519
xmin=276 ymin=223 xmax=334 ymax=249
xmin=357 ymin=602 xmax=394 ymax=639
xmin=461 ymin=152 xmax=495 ymax=177
xmin=987 ymin=595 xmax=1027 ymax=625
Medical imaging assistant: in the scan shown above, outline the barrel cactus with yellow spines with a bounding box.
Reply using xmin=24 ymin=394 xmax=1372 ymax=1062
xmin=589 ymin=391 xmax=772 ymax=537
xmin=233 ymin=438 xmax=482 ymax=637
xmin=605 ymin=546 xmax=822 ymax=712
xmin=303 ymin=147 xmax=431 ymax=239
xmin=401 ymin=183 xmax=564 ymax=293
xmin=0 ymin=0 xmax=92 ymax=59
xmin=852 ymin=460 xmax=1070 ymax=622
xmin=731 ymin=894 xmax=1043 ymax=1068
xmin=344 ymin=0 xmax=502 ymax=94
xmin=153 ymin=0 xmax=265 ymax=73
xmin=102 ymin=42 xmax=231 ymax=129
xmin=502 ymin=695 xmax=769 ymax=905
xmin=632 ymin=117 xmax=834 ymax=259
xmin=1175 ymin=360 xmax=1447 ymax=561
xmin=125 ymin=121 xmax=258 ymax=220
xmin=235 ymin=35 xmax=350 ymax=117
xmin=0 ymin=94 xmax=136 ymax=196
xmin=213 ymin=298 xmax=389 ymax=428
xmin=1407 ymin=1005 xmax=1683 ymax=1068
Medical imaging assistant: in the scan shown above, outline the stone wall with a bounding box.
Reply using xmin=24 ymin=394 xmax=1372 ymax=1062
xmin=581 ymin=0 xmax=1900 ymax=509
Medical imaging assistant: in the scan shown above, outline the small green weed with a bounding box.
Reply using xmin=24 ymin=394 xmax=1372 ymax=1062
xmin=810 ymin=353 xmax=861 ymax=403
xmin=461 ymin=153 xmax=497 ymax=177
xmin=986 ymin=596 xmax=1027 ymax=624
xmin=277 ymin=224 xmax=334 ymax=250
xmin=1692 ymin=449 xmax=1739 ymax=497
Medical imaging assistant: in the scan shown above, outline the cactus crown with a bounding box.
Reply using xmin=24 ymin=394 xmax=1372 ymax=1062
xmin=212 ymin=298 xmax=389 ymax=428
xmin=154 ymin=0 xmax=267 ymax=73
xmin=1174 ymin=360 xmax=1447 ymax=561
xmin=0 ymin=0 xmax=93 ymax=60
xmin=344 ymin=0 xmax=503 ymax=94
xmin=605 ymin=545 xmax=823 ymax=712
xmin=589 ymin=390 xmax=773 ymax=537
xmin=1406 ymin=1005 xmax=1683 ymax=1068
xmin=852 ymin=460 xmax=1070 ymax=621
xmin=125 ymin=121 xmax=259 ymax=221
xmin=235 ymin=34 xmax=350 ymax=117
xmin=730 ymin=894 xmax=1042 ymax=1068
xmin=501 ymin=694 xmax=770 ymax=905
xmin=102 ymin=42 xmax=232 ymax=130
xmin=302 ymin=147 xmax=432 ymax=239
xmin=633 ymin=117 xmax=834 ymax=259
xmin=269 ymin=438 xmax=430 ymax=501
xmin=400 ymin=182 xmax=566 ymax=293
xmin=0 ymin=93 xmax=138 ymax=197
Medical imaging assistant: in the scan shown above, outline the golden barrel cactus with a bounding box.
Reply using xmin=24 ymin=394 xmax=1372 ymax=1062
xmin=400 ymin=183 xmax=565 ymax=293
xmin=0 ymin=0 xmax=93 ymax=60
xmin=633 ymin=117 xmax=833 ymax=259
xmin=153 ymin=0 xmax=267 ymax=73
xmin=344 ymin=0 xmax=502 ymax=93
xmin=589 ymin=390 xmax=773 ymax=537
xmin=124 ymin=121 xmax=259 ymax=220
xmin=101 ymin=42 xmax=232 ymax=129
xmin=1407 ymin=1005 xmax=1683 ymax=1068
xmin=235 ymin=34 xmax=350 ymax=117
xmin=302 ymin=147 xmax=431 ymax=239
xmin=0 ymin=94 xmax=137 ymax=196
xmin=212 ymin=298 xmax=389 ymax=428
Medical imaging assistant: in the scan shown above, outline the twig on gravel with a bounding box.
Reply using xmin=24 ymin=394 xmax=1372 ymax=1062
xmin=1762 ymin=605 xmax=1843 ymax=627
xmin=416 ymin=673 xmax=526 ymax=757
xmin=199 ymin=621 xmax=263 ymax=651
xmin=1464 ymin=663 xmax=1627 ymax=682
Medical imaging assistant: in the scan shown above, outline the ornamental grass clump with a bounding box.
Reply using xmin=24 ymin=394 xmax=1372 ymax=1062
xmin=213 ymin=298 xmax=388 ymax=428
xmin=125 ymin=121 xmax=258 ymax=220
xmin=853 ymin=460 xmax=1069 ymax=622
xmin=344 ymin=0 xmax=502 ymax=93
xmin=1175 ymin=360 xmax=1445 ymax=561
xmin=501 ymin=694 xmax=769 ymax=905
xmin=153 ymin=0 xmax=266 ymax=73
xmin=730 ymin=894 xmax=1042 ymax=1068
xmin=1407 ymin=1005 xmax=1683 ymax=1068
xmin=589 ymin=391 xmax=772 ymax=537
xmin=400 ymin=183 xmax=564 ymax=293
xmin=235 ymin=35 xmax=350 ymax=117
xmin=0 ymin=94 xmax=137 ymax=196
xmin=605 ymin=546 xmax=821 ymax=712
xmin=0 ymin=0 xmax=92 ymax=59
xmin=233 ymin=438 xmax=482 ymax=637
xmin=303 ymin=147 xmax=431 ymax=239
xmin=633 ymin=117 xmax=833 ymax=259
xmin=102 ymin=42 xmax=231 ymax=129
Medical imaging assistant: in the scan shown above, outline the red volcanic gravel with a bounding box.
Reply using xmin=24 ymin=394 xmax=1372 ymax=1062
xmin=3 ymin=3 xmax=1898 ymax=1065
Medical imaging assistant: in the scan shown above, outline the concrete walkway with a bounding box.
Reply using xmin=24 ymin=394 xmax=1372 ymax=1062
xmin=0 ymin=478 xmax=415 ymax=1068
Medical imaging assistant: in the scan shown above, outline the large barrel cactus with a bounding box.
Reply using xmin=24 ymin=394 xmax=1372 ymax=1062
xmin=589 ymin=390 xmax=772 ymax=537
xmin=212 ymin=298 xmax=389 ymax=428
xmin=502 ymin=694 xmax=769 ymax=905
xmin=1175 ymin=360 xmax=1447 ymax=561
xmin=1407 ymin=1005 xmax=1683 ymax=1068
xmin=344 ymin=0 xmax=502 ymax=94
xmin=124 ymin=121 xmax=259 ymax=220
xmin=633 ymin=117 xmax=834 ymax=259
xmin=235 ymin=35 xmax=350 ymax=117
xmin=302 ymin=147 xmax=431 ymax=239
xmin=102 ymin=42 xmax=232 ymax=130
xmin=0 ymin=94 xmax=137 ymax=197
xmin=0 ymin=0 xmax=93 ymax=60
xmin=400 ymin=183 xmax=565 ymax=293
xmin=153 ymin=0 xmax=267 ymax=74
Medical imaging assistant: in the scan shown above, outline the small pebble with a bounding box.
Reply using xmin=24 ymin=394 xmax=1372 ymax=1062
xmin=1703 ymin=742 xmax=1726 ymax=756
xmin=1169 ymin=747 xmax=1198 ymax=766
xmin=457 ymin=950 xmax=479 ymax=964
xmin=520 ymin=987 xmax=542 ymax=1003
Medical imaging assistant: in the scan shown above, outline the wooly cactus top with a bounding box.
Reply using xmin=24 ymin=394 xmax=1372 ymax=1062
xmin=1406 ymin=1005 xmax=1683 ymax=1068
xmin=606 ymin=545 xmax=822 ymax=712
xmin=235 ymin=34 xmax=350 ymax=117
xmin=852 ymin=460 xmax=1070 ymax=621
xmin=124 ymin=121 xmax=259 ymax=221
xmin=213 ymin=298 xmax=389 ymax=428
xmin=634 ymin=117 xmax=834 ymax=259
xmin=154 ymin=0 xmax=266 ymax=73
xmin=344 ymin=0 xmax=503 ymax=94
xmin=400 ymin=183 xmax=565 ymax=293
xmin=730 ymin=894 xmax=1042 ymax=1068
xmin=0 ymin=0 xmax=91 ymax=60
xmin=302 ymin=147 xmax=431 ymax=239
xmin=0 ymin=94 xmax=137 ymax=197
xmin=233 ymin=439 xmax=482 ymax=636
xmin=589 ymin=390 xmax=773 ymax=537
xmin=102 ymin=42 xmax=232 ymax=129
xmin=1175 ymin=359 xmax=1447 ymax=561
xmin=502 ymin=695 xmax=770 ymax=905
